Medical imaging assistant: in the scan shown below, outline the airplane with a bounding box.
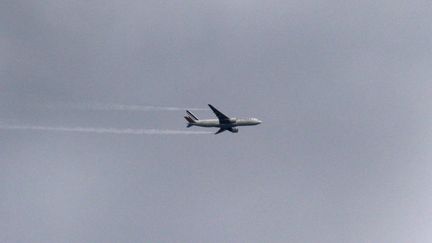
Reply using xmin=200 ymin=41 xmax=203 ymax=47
xmin=184 ymin=104 xmax=262 ymax=134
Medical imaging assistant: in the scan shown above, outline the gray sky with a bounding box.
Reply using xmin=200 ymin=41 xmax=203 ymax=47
xmin=1 ymin=1 xmax=432 ymax=242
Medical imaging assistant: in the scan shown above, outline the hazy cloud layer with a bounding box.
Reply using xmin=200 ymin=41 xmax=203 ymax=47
xmin=1 ymin=1 xmax=432 ymax=242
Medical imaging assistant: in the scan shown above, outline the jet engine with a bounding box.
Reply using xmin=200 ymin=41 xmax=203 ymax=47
xmin=230 ymin=128 xmax=239 ymax=133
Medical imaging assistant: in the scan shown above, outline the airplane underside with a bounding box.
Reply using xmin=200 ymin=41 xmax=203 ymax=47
xmin=215 ymin=127 xmax=238 ymax=134
xmin=186 ymin=123 xmax=239 ymax=134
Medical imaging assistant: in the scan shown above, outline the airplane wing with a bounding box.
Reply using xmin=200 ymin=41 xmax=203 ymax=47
xmin=208 ymin=104 xmax=230 ymax=123
xmin=215 ymin=128 xmax=226 ymax=134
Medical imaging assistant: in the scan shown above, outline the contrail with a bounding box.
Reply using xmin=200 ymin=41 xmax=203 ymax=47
xmin=44 ymin=103 xmax=209 ymax=112
xmin=0 ymin=125 xmax=212 ymax=135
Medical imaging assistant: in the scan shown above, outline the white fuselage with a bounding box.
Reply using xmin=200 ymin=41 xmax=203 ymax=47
xmin=191 ymin=118 xmax=261 ymax=128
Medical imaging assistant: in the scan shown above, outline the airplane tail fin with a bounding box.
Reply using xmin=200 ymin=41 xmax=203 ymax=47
xmin=184 ymin=116 xmax=195 ymax=127
xmin=184 ymin=116 xmax=195 ymax=123
xmin=186 ymin=110 xmax=199 ymax=121
xmin=185 ymin=111 xmax=199 ymax=128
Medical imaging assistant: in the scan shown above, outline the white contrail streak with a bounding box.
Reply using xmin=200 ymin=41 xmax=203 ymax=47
xmin=45 ymin=103 xmax=208 ymax=111
xmin=0 ymin=125 xmax=212 ymax=135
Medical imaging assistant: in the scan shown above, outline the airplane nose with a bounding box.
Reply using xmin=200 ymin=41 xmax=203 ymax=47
xmin=257 ymin=119 xmax=262 ymax=124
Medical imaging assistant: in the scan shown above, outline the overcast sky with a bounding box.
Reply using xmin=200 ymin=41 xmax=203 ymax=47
xmin=1 ymin=1 xmax=432 ymax=242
